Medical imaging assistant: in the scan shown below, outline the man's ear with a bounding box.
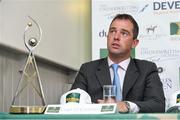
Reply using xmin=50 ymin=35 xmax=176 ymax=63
xmin=132 ymin=39 xmax=139 ymax=48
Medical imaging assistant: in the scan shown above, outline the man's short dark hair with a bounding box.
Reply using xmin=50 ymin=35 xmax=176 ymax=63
xmin=110 ymin=14 xmax=139 ymax=39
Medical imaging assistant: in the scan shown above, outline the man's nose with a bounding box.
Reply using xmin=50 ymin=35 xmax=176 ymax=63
xmin=114 ymin=32 xmax=120 ymax=41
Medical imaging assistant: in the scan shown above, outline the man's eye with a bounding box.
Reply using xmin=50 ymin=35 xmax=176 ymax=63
xmin=121 ymin=31 xmax=129 ymax=36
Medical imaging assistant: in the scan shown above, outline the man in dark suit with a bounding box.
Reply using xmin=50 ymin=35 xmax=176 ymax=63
xmin=71 ymin=14 xmax=165 ymax=113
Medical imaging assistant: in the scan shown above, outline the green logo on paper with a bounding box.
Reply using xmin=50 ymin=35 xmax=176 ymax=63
xmin=170 ymin=22 xmax=180 ymax=35
xmin=101 ymin=105 xmax=114 ymax=112
xmin=66 ymin=93 xmax=80 ymax=103
xmin=47 ymin=107 xmax=60 ymax=113
xmin=100 ymin=48 xmax=136 ymax=58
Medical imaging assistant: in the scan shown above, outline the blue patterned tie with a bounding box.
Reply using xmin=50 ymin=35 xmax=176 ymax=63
xmin=112 ymin=64 xmax=122 ymax=101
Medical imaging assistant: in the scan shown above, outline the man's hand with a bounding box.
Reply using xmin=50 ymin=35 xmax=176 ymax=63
xmin=117 ymin=101 xmax=129 ymax=113
xmin=97 ymin=99 xmax=105 ymax=103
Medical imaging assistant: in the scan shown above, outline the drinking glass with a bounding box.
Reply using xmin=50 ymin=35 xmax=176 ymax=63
xmin=103 ymin=85 xmax=116 ymax=103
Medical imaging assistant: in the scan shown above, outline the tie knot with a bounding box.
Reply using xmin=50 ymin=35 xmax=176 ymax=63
xmin=112 ymin=64 xmax=119 ymax=72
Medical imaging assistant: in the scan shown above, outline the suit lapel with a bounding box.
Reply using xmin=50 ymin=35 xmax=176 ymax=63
xmin=123 ymin=59 xmax=139 ymax=99
xmin=95 ymin=58 xmax=111 ymax=87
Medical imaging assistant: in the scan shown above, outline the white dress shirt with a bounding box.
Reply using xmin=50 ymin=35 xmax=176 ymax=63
xmin=107 ymin=57 xmax=140 ymax=113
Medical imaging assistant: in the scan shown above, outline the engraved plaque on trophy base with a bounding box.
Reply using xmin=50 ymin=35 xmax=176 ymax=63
xmin=9 ymin=106 xmax=46 ymax=114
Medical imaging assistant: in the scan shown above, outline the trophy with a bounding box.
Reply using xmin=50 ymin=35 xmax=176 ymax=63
xmin=9 ymin=16 xmax=46 ymax=113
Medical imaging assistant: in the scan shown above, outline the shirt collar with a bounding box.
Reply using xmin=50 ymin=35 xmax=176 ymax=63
xmin=107 ymin=57 xmax=130 ymax=71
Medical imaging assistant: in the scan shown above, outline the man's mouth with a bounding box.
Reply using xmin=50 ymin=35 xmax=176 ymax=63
xmin=112 ymin=43 xmax=120 ymax=48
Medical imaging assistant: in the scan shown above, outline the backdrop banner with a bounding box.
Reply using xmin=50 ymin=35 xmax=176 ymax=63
xmin=92 ymin=0 xmax=180 ymax=109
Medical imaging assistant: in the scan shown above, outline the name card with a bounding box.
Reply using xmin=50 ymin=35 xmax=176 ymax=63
xmin=44 ymin=103 xmax=117 ymax=114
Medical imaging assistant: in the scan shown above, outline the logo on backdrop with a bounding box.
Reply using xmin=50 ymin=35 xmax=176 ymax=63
xmin=158 ymin=67 xmax=164 ymax=73
xmin=99 ymin=29 xmax=108 ymax=38
xmin=101 ymin=4 xmax=139 ymax=19
xmin=146 ymin=25 xmax=158 ymax=34
xmin=141 ymin=48 xmax=180 ymax=62
xmin=139 ymin=24 xmax=167 ymax=41
xmin=170 ymin=22 xmax=180 ymax=35
xmin=139 ymin=4 xmax=149 ymax=13
xmin=153 ymin=1 xmax=180 ymax=14
xmin=169 ymin=21 xmax=180 ymax=41
xmin=161 ymin=77 xmax=172 ymax=91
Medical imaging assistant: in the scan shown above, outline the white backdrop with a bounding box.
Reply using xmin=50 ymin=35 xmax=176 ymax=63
xmin=92 ymin=0 xmax=180 ymax=109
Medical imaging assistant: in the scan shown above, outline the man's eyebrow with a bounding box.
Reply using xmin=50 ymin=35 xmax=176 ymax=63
xmin=109 ymin=27 xmax=131 ymax=34
xmin=120 ymin=28 xmax=131 ymax=34
xmin=109 ymin=27 xmax=116 ymax=30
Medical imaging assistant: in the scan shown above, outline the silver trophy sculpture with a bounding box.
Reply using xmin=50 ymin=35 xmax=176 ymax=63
xmin=10 ymin=16 xmax=46 ymax=113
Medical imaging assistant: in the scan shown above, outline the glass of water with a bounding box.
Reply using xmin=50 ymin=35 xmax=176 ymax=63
xmin=103 ymin=85 xmax=116 ymax=103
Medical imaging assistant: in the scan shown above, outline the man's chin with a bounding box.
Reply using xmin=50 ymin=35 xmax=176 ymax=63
xmin=109 ymin=50 xmax=122 ymax=55
xmin=109 ymin=52 xmax=123 ymax=57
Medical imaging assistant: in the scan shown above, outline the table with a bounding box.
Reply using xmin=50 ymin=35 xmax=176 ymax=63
xmin=0 ymin=112 xmax=179 ymax=120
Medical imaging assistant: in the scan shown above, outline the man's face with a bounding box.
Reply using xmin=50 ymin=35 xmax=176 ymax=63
xmin=107 ymin=19 xmax=138 ymax=58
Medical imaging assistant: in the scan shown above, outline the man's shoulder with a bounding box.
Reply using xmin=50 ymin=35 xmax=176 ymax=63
xmin=131 ymin=58 xmax=157 ymax=69
xmin=132 ymin=58 xmax=155 ymax=65
xmin=78 ymin=58 xmax=107 ymax=72
xmin=83 ymin=58 xmax=107 ymax=66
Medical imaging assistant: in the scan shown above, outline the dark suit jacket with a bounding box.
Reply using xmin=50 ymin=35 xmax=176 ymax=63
xmin=71 ymin=58 xmax=165 ymax=113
